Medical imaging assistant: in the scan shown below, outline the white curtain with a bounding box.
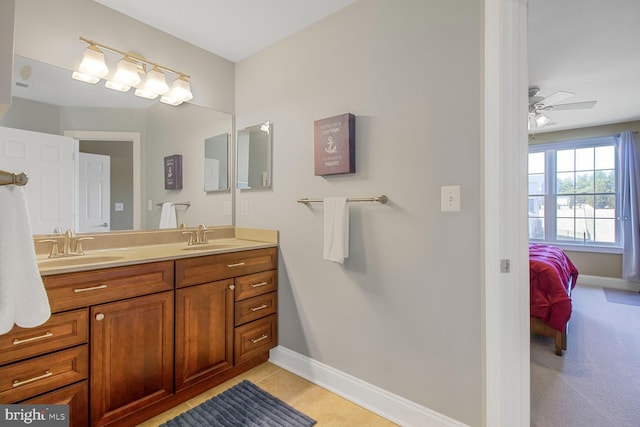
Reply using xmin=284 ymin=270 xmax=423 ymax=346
xmin=620 ymin=130 xmax=640 ymax=281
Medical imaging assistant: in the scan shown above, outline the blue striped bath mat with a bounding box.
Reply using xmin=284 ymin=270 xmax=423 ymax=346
xmin=160 ymin=380 xmax=317 ymax=427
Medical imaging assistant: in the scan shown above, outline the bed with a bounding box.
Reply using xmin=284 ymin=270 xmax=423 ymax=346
xmin=529 ymin=243 xmax=579 ymax=355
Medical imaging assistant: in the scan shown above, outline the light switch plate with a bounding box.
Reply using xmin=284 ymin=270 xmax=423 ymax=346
xmin=441 ymin=185 xmax=461 ymax=212
xmin=115 ymin=202 xmax=124 ymax=212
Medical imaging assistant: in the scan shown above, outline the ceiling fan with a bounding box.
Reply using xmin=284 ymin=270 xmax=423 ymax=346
xmin=528 ymin=86 xmax=597 ymax=130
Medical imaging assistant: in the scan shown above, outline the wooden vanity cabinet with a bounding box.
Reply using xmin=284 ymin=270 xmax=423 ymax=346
xmin=174 ymin=247 xmax=278 ymax=386
xmin=175 ymin=279 xmax=234 ymax=391
xmin=90 ymin=291 xmax=174 ymax=427
xmin=0 ymin=309 xmax=89 ymax=427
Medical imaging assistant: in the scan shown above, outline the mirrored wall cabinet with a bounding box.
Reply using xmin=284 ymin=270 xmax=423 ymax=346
xmin=237 ymin=122 xmax=272 ymax=190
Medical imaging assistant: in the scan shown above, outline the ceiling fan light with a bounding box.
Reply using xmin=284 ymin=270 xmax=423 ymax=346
xmin=141 ymin=66 xmax=169 ymax=95
xmin=535 ymin=114 xmax=552 ymax=127
xmin=77 ymin=45 xmax=108 ymax=79
xmin=112 ymin=56 xmax=141 ymax=87
xmin=71 ymin=71 xmax=100 ymax=84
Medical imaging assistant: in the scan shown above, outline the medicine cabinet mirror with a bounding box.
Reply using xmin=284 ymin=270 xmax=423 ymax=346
xmin=237 ymin=121 xmax=272 ymax=190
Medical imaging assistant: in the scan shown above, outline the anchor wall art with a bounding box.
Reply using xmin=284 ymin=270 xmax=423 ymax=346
xmin=313 ymin=113 xmax=355 ymax=176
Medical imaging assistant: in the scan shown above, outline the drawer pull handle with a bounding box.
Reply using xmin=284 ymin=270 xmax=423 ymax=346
xmin=12 ymin=331 xmax=53 ymax=345
xmin=250 ymin=304 xmax=268 ymax=312
xmin=229 ymin=284 xmax=235 ymax=290
xmin=74 ymin=284 xmax=108 ymax=293
xmin=251 ymin=281 xmax=268 ymax=288
xmin=13 ymin=370 xmax=52 ymax=388
xmin=226 ymin=262 xmax=246 ymax=268
xmin=250 ymin=334 xmax=268 ymax=344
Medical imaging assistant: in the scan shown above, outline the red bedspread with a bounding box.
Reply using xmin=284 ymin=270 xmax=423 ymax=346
xmin=529 ymin=244 xmax=579 ymax=331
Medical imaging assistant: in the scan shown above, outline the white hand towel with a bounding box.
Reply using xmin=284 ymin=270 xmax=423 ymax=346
xmin=159 ymin=202 xmax=177 ymax=229
xmin=323 ymin=197 xmax=349 ymax=263
xmin=0 ymin=186 xmax=51 ymax=335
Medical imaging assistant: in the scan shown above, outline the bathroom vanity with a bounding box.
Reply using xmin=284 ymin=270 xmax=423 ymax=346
xmin=0 ymin=227 xmax=278 ymax=427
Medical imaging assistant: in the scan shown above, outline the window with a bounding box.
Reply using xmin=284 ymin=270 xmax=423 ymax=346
xmin=528 ymin=136 xmax=619 ymax=248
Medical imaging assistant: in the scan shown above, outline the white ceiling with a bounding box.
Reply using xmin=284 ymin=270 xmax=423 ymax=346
xmin=528 ymin=0 xmax=640 ymax=133
xmin=94 ymin=0 xmax=358 ymax=62
xmin=14 ymin=0 xmax=640 ymax=134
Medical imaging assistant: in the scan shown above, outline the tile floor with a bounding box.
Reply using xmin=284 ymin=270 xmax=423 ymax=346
xmin=137 ymin=362 xmax=399 ymax=426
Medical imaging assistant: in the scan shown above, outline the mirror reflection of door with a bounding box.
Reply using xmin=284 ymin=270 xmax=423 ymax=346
xmin=0 ymin=126 xmax=76 ymax=234
xmin=78 ymin=152 xmax=110 ymax=233
xmin=204 ymin=133 xmax=228 ymax=192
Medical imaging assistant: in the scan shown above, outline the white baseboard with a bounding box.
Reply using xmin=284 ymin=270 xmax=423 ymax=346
xmin=577 ymin=274 xmax=640 ymax=292
xmin=268 ymin=346 xmax=469 ymax=427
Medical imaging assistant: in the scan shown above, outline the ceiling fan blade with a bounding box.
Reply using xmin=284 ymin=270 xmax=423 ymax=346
xmin=549 ymin=100 xmax=597 ymax=111
xmin=541 ymin=90 xmax=574 ymax=106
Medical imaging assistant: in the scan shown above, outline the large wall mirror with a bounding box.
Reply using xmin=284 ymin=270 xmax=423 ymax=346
xmin=0 ymin=56 xmax=233 ymax=234
xmin=204 ymin=133 xmax=229 ymax=192
xmin=237 ymin=121 xmax=272 ymax=190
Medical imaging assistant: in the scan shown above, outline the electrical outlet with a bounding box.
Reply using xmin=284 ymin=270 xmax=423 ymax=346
xmin=441 ymin=185 xmax=461 ymax=212
xmin=240 ymin=200 xmax=249 ymax=216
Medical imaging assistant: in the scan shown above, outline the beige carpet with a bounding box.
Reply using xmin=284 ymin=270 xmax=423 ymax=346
xmin=531 ymin=284 xmax=640 ymax=427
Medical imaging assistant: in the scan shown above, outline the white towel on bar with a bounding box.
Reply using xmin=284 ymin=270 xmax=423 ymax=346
xmin=323 ymin=197 xmax=349 ymax=263
xmin=0 ymin=186 xmax=51 ymax=335
xmin=159 ymin=202 xmax=177 ymax=229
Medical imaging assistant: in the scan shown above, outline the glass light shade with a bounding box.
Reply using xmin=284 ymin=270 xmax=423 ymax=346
xmin=105 ymin=80 xmax=131 ymax=92
xmin=72 ymin=71 xmax=100 ymax=84
xmin=141 ymin=66 xmax=169 ymax=95
xmin=77 ymin=45 xmax=108 ymax=78
xmin=535 ymin=114 xmax=552 ymax=127
xmin=160 ymin=95 xmax=183 ymax=106
xmin=112 ymin=57 xmax=141 ymax=87
xmin=167 ymin=76 xmax=193 ymax=102
xmin=134 ymin=88 xmax=159 ymax=100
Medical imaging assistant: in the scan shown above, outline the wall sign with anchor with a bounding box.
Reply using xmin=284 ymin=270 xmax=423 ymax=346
xmin=313 ymin=113 xmax=355 ymax=176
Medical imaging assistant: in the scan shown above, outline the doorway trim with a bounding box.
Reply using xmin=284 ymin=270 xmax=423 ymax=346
xmin=484 ymin=0 xmax=529 ymax=426
xmin=64 ymin=130 xmax=141 ymax=229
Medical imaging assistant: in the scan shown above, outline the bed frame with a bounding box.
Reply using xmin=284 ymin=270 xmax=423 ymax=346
xmin=530 ymin=275 xmax=574 ymax=356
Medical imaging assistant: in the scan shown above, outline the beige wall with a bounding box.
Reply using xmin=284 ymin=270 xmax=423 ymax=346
xmin=529 ymin=120 xmax=640 ymax=279
xmin=235 ymin=1 xmax=482 ymax=424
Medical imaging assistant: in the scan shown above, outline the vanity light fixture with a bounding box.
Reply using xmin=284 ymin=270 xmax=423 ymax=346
xmin=72 ymin=37 xmax=193 ymax=106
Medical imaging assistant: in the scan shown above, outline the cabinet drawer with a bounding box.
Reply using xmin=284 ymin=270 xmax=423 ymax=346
xmin=176 ymin=247 xmax=277 ymax=288
xmin=22 ymin=380 xmax=88 ymax=427
xmin=234 ymin=314 xmax=277 ymax=365
xmin=0 ymin=309 xmax=88 ymax=365
xmin=235 ymin=270 xmax=277 ymax=301
xmin=0 ymin=345 xmax=88 ymax=403
xmin=235 ymin=292 xmax=277 ymax=326
xmin=43 ymin=261 xmax=174 ymax=312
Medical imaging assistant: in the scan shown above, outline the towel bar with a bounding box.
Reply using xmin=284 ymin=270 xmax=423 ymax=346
xmin=156 ymin=201 xmax=191 ymax=207
xmin=0 ymin=170 xmax=29 ymax=186
xmin=297 ymin=195 xmax=388 ymax=204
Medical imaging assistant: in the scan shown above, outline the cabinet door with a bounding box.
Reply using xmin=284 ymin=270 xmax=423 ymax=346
xmin=91 ymin=291 xmax=173 ymax=427
xmin=175 ymin=279 xmax=234 ymax=391
xmin=23 ymin=381 xmax=88 ymax=427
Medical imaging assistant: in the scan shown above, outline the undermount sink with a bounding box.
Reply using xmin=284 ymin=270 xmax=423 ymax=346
xmin=38 ymin=255 xmax=125 ymax=267
xmin=181 ymin=244 xmax=237 ymax=251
